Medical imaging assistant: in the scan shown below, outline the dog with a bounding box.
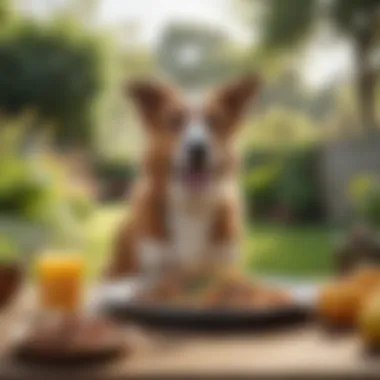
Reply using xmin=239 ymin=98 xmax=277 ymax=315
xmin=105 ymin=76 xmax=259 ymax=278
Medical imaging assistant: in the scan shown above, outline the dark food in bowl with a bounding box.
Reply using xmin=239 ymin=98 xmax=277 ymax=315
xmin=0 ymin=264 xmax=21 ymax=309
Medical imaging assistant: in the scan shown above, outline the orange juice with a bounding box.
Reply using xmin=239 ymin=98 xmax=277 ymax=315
xmin=36 ymin=254 xmax=85 ymax=312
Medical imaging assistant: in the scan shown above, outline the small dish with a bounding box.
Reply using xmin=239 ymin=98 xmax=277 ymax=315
xmin=0 ymin=263 xmax=22 ymax=310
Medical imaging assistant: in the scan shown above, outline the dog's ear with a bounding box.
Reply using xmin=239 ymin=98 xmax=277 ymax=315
xmin=125 ymin=78 xmax=172 ymax=123
xmin=215 ymin=75 xmax=260 ymax=119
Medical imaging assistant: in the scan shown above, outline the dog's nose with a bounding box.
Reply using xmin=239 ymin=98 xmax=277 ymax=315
xmin=188 ymin=142 xmax=208 ymax=170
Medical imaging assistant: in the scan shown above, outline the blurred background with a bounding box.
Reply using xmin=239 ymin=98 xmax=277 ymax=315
xmin=1 ymin=0 xmax=380 ymax=279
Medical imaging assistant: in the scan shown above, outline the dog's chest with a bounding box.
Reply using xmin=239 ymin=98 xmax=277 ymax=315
xmin=167 ymin=193 xmax=217 ymax=262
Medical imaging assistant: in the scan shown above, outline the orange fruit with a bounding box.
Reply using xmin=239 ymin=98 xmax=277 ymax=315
xmin=317 ymin=281 xmax=362 ymax=327
xmin=358 ymin=286 xmax=380 ymax=346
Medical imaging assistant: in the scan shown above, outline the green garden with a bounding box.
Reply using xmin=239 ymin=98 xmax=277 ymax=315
xmin=1 ymin=0 xmax=380 ymax=280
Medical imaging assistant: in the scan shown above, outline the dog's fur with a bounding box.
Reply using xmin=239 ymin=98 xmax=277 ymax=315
xmin=105 ymin=76 xmax=259 ymax=278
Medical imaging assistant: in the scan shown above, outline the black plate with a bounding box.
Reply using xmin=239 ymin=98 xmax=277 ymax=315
xmin=94 ymin=278 xmax=317 ymax=330
xmin=104 ymin=302 xmax=313 ymax=330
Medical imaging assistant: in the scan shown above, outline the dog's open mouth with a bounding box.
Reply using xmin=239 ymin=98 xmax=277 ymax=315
xmin=181 ymin=168 xmax=210 ymax=192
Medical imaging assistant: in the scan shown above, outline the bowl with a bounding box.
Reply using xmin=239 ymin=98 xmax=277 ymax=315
xmin=0 ymin=263 xmax=22 ymax=309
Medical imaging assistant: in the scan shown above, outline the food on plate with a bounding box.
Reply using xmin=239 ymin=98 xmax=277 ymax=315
xmin=358 ymin=288 xmax=380 ymax=347
xmin=137 ymin=267 xmax=292 ymax=309
xmin=14 ymin=314 xmax=127 ymax=362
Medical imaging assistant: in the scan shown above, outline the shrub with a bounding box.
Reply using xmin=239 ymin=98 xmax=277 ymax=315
xmin=0 ymin=117 xmax=95 ymax=231
xmin=94 ymin=160 xmax=136 ymax=201
xmin=349 ymin=175 xmax=380 ymax=227
xmin=243 ymin=144 xmax=324 ymax=223
xmin=0 ymin=235 xmax=18 ymax=262
xmin=275 ymin=147 xmax=323 ymax=221
xmin=0 ymin=17 xmax=113 ymax=147
xmin=244 ymin=163 xmax=281 ymax=218
xmin=67 ymin=194 xmax=94 ymax=220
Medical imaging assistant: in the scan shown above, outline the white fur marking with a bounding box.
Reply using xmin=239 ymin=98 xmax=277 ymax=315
xmin=138 ymin=239 xmax=168 ymax=273
xmin=167 ymin=180 xmax=228 ymax=267
xmin=170 ymin=208 xmax=211 ymax=264
xmin=187 ymin=119 xmax=209 ymax=142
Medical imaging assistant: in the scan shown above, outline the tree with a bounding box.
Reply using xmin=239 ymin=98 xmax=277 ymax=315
xmin=0 ymin=0 xmax=13 ymax=25
xmin=241 ymin=0 xmax=380 ymax=133
xmin=0 ymin=18 xmax=113 ymax=148
xmin=330 ymin=0 xmax=380 ymax=134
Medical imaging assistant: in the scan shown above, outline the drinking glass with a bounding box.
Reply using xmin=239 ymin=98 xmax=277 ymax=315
xmin=36 ymin=251 xmax=85 ymax=313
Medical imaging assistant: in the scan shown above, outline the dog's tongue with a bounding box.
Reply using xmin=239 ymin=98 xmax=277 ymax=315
xmin=186 ymin=171 xmax=208 ymax=191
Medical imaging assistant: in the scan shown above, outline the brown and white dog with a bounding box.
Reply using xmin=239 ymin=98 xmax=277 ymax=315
xmin=105 ymin=76 xmax=259 ymax=278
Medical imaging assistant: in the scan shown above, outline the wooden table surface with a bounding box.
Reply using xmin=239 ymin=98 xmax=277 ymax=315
xmin=0 ymin=287 xmax=379 ymax=380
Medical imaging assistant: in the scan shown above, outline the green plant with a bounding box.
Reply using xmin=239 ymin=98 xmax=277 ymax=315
xmin=0 ymin=16 xmax=114 ymax=147
xmin=349 ymin=175 xmax=380 ymax=227
xmin=275 ymin=147 xmax=322 ymax=221
xmin=94 ymin=159 xmax=136 ymax=201
xmin=244 ymin=163 xmax=281 ymax=217
xmin=94 ymin=160 xmax=136 ymax=182
xmin=0 ymin=120 xmax=51 ymax=223
xmin=0 ymin=117 xmax=95 ymax=251
xmin=243 ymin=144 xmax=323 ymax=223
xmin=0 ymin=236 xmax=17 ymax=262
xmin=68 ymin=194 xmax=94 ymax=220
xmin=242 ymin=0 xmax=380 ymax=132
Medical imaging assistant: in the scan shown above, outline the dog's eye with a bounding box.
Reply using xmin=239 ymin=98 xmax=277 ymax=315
xmin=168 ymin=111 xmax=185 ymax=132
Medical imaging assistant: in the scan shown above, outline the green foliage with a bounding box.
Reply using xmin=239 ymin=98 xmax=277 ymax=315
xmin=252 ymin=0 xmax=380 ymax=139
xmin=243 ymin=107 xmax=320 ymax=147
xmin=241 ymin=108 xmax=323 ymax=222
xmin=94 ymin=160 xmax=135 ymax=182
xmin=331 ymin=0 xmax=380 ymax=33
xmin=244 ymin=163 xmax=281 ymax=216
xmin=0 ymin=117 xmax=95 ymax=230
xmin=258 ymin=0 xmax=380 ymax=50
xmin=121 ymin=48 xmax=155 ymax=78
xmin=243 ymin=145 xmax=323 ymax=222
xmin=0 ymin=119 xmax=49 ymax=223
xmin=94 ymin=159 xmax=136 ymax=201
xmin=275 ymin=147 xmax=322 ymax=220
xmin=67 ymin=194 xmax=94 ymax=220
xmin=0 ymin=0 xmax=13 ymax=26
xmin=0 ymin=235 xmax=18 ymax=262
xmin=0 ymin=17 xmax=114 ymax=147
xmin=262 ymin=0 xmax=317 ymax=50
xmin=349 ymin=175 xmax=380 ymax=227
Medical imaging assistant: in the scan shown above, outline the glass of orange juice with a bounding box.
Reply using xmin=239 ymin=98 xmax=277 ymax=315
xmin=36 ymin=252 xmax=85 ymax=313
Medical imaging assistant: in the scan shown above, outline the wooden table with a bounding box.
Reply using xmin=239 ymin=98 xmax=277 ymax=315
xmin=0 ymin=287 xmax=379 ymax=380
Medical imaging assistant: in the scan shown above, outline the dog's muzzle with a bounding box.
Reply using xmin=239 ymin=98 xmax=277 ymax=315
xmin=187 ymin=141 xmax=208 ymax=172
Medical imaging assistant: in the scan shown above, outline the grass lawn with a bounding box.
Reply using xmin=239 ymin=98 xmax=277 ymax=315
xmin=244 ymin=224 xmax=335 ymax=278
xmin=83 ymin=205 xmax=336 ymax=279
